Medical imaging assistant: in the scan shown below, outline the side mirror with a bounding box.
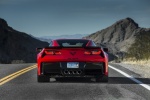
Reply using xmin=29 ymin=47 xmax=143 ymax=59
xmin=103 ymin=48 xmax=108 ymax=52
xmin=36 ymin=48 xmax=43 ymax=52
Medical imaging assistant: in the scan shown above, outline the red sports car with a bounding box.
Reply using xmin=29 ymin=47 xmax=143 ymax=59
xmin=37 ymin=39 xmax=108 ymax=82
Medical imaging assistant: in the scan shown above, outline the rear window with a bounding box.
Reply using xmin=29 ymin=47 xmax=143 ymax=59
xmin=57 ymin=39 xmax=89 ymax=47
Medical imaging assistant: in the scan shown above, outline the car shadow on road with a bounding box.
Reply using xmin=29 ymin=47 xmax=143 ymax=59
xmin=53 ymin=77 xmax=150 ymax=84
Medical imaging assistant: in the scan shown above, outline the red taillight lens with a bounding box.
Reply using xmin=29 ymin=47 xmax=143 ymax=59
xmin=54 ymin=51 xmax=61 ymax=55
xmin=45 ymin=50 xmax=54 ymax=55
xmin=84 ymin=51 xmax=91 ymax=55
xmin=84 ymin=50 xmax=101 ymax=55
xmin=92 ymin=50 xmax=101 ymax=55
xmin=45 ymin=50 xmax=61 ymax=55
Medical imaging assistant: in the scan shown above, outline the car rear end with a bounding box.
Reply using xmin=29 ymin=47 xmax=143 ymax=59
xmin=37 ymin=39 xmax=108 ymax=82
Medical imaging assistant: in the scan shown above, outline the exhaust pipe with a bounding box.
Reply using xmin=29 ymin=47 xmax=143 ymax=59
xmin=73 ymin=71 xmax=77 ymax=74
xmin=64 ymin=70 xmax=82 ymax=75
xmin=69 ymin=70 xmax=73 ymax=74
xmin=77 ymin=70 xmax=82 ymax=74
xmin=64 ymin=70 xmax=69 ymax=74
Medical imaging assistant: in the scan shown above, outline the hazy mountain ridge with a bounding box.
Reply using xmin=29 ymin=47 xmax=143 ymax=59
xmin=36 ymin=37 xmax=52 ymax=43
xmin=0 ymin=18 xmax=49 ymax=63
xmin=84 ymin=18 xmax=150 ymax=61
xmin=39 ymin=34 xmax=89 ymax=41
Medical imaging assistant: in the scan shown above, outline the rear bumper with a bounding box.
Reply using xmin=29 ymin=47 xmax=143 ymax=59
xmin=38 ymin=62 xmax=107 ymax=77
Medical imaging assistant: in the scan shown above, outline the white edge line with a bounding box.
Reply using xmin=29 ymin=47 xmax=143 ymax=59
xmin=108 ymin=65 xmax=150 ymax=91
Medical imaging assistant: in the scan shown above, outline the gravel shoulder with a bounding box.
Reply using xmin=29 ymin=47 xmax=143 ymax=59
xmin=116 ymin=61 xmax=150 ymax=78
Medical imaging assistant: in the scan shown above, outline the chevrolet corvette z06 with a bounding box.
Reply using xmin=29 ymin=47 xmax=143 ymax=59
xmin=37 ymin=39 xmax=108 ymax=82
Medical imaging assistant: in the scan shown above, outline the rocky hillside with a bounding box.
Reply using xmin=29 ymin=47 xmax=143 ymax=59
xmin=126 ymin=30 xmax=150 ymax=60
xmin=0 ymin=18 xmax=49 ymax=63
xmin=84 ymin=18 xmax=150 ymax=61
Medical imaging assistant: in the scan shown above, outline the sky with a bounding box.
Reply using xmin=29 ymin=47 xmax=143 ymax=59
xmin=0 ymin=0 xmax=150 ymax=37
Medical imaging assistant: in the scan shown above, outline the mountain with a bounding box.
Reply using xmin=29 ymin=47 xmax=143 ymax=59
xmin=0 ymin=18 xmax=49 ymax=63
xmin=126 ymin=30 xmax=150 ymax=60
xmin=84 ymin=17 xmax=150 ymax=61
xmin=36 ymin=37 xmax=52 ymax=43
xmin=39 ymin=34 xmax=89 ymax=42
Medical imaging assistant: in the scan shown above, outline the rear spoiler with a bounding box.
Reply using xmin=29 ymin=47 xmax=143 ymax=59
xmin=36 ymin=46 xmax=62 ymax=52
xmin=84 ymin=46 xmax=108 ymax=52
xmin=36 ymin=46 xmax=108 ymax=52
xmin=84 ymin=46 xmax=101 ymax=49
xmin=103 ymin=48 xmax=108 ymax=52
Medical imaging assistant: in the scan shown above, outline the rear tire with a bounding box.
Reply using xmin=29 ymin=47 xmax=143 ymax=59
xmin=95 ymin=75 xmax=108 ymax=82
xmin=37 ymin=75 xmax=50 ymax=82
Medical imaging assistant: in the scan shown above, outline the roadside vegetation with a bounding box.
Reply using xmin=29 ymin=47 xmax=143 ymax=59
xmin=125 ymin=31 xmax=150 ymax=61
xmin=117 ymin=31 xmax=150 ymax=76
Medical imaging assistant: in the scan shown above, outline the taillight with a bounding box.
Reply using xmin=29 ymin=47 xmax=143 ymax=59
xmin=84 ymin=50 xmax=101 ymax=55
xmin=54 ymin=51 xmax=61 ymax=55
xmin=92 ymin=50 xmax=101 ymax=55
xmin=84 ymin=51 xmax=91 ymax=55
xmin=45 ymin=50 xmax=61 ymax=55
xmin=45 ymin=50 xmax=54 ymax=55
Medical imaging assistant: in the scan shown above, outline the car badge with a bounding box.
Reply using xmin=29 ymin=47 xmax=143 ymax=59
xmin=70 ymin=51 xmax=76 ymax=56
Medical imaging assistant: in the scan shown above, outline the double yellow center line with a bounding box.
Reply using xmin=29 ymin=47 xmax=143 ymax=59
xmin=0 ymin=65 xmax=36 ymax=86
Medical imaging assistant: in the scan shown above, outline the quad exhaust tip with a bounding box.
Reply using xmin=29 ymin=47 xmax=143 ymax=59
xmin=64 ymin=70 xmax=69 ymax=74
xmin=77 ymin=70 xmax=82 ymax=74
xmin=64 ymin=70 xmax=82 ymax=75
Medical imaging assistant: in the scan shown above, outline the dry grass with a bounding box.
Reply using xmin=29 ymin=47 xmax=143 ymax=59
xmin=120 ymin=59 xmax=150 ymax=78
xmin=123 ymin=59 xmax=150 ymax=67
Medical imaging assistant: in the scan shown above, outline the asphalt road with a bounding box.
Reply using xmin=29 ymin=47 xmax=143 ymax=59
xmin=0 ymin=63 xmax=150 ymax=100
